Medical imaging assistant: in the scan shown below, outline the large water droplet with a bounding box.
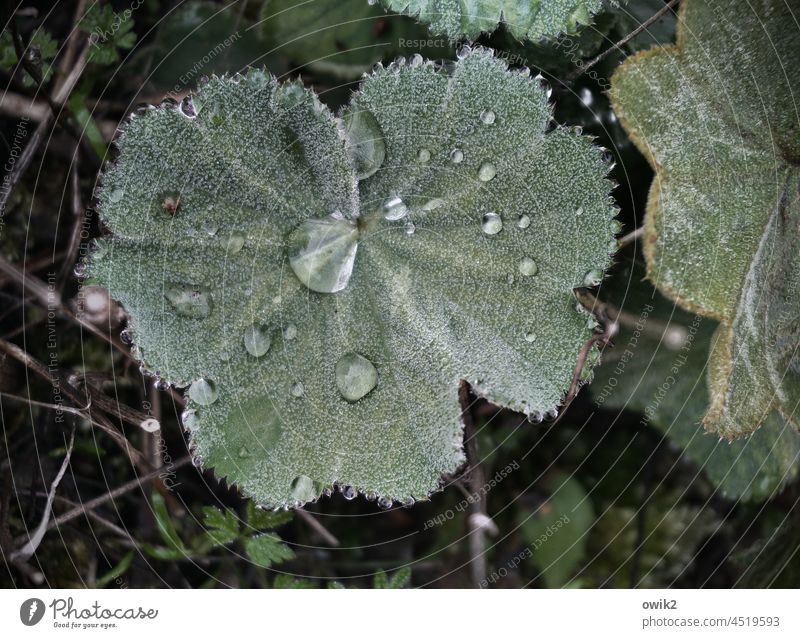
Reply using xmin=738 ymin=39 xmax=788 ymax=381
xmin=422 ymin=198 xmax=444 ymax=211
xmin=341 ymin=485 xmax=357 ymax=500
xmin=450 ymin=149 xmax=464 ymax=164
xmin=202 ymin=220 xmax=218 ymax=236
xmin=164 ymin=286 xmax=212 ymax=319
xmin=224 ymin=232 xmax=245 ymax=255
xmin=377 ymin=497 xmax=393 ymax=510
xmin=417 ymin=148 xmax=431 ymax=163
xmin=478 ymin=162 xmax=496 ymax=182
xmin=481 ymin=212 xmax=503 ymax=235
xmin=383 ymin=196 xmax=408 ymax=221
xmin=288 ymin=217 xmax=358 ymax=293
xmin=335 ymin=352 xmax=378 ymax=402
xmin=518 ymin=257 xmax=538 ymax=277
xmin=343 ymin=109 xmax=385 ymax=179
xmin=290 ymin=381 xmax=305 ymax=398
xmin=479 ymin=109 xmax=496 ymax=125
xmin=243 ymin=324 xmax=271 ymax=357
xmin=517 ymin=214 xmax=531 ymax=229
xmin=189 ymin=378 xmax=218 ymax=405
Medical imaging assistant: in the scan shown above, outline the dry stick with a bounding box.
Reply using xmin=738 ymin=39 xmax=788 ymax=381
xmin=57 ymin=161 xmax=85 ymax=290
xmin=295 ymin=509 xmax=340 ymax=547
xmin=459 ymin=380 xmax=490 ymax=588
xmin=570 ymin=0 xmax=681 ymax=80
xmin=10 ymin=428 xmax=75 ymax=562
xmin=0 ymin=339 xmax=148 ymax=472
xmin=0 ymin=253 xmax=131 ymax=361
xmin=617 ymin=226 xmax=645 ymax=250
xmin=0 ymin=41 xmax=90 ymax=214
xmin=44 ymin=456 xmax=192 ymax=533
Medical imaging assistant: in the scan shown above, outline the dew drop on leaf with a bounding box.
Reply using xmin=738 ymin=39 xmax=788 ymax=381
xmin=481 ymin=212 xmax=503 ymax=235
xmin=287 ymin=217 xmax=359 ymax=293
xmin=290 ymin=381 xmax=305 ymax=397
xmin=341 ymin=485 xmax=357 ymax=500
xmin=478 ymin=162 xmax=496 ymax=182
xmin=283 ymin=324 xmax=297 ymax=340
xmin=377 ymin=496 xmax=393 ymax=510
xmin=382 ymin=196 xmax=408 ymax=221
xmin=243 ymin=324 xmax=271 ymax=357
xmin=189 ymin=378 xmax=218 ymax=405
xmin=417 ymin=148 xmax=431 ymax=163
xmin=450 ymin=148 xmax=464 ymax=164
xmin=335 ymin=352 xmax=378 ymax=402
xmin=343 ymin=108 xmax=385 ymax=179
xmin=518 ymin=257 xmax=538 ymax=277
xmin=479 ymin=109 xmax=496 ymax=125
xmin=164 ymin=286 xmax=212 ymax=319
xmin=583 ymin=269 xmax=603 ymax=287
xmin=290 ymin=475 xmax=316 ymax=501
xmin=224 ymin=232 xmax=245 ymax=255
xmin=422 ymin=198 xmax=444 ymax=211
xmin=517 ymin=214 xmax=531 ymax=229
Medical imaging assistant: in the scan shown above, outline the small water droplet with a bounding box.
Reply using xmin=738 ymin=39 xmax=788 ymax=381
xmin=422 ymin=198 xmax=444 ymax=211
xmin=202 ymin=220 xmax=218 ymax=236
xmin=189 ymin=378 xmax=218 ymax=405
xmin=290 ymin=381 xmax=305 ymax=398
xmin=287 ymin=216 xmax=358 ymax=293
xmin=417 ymin=148 xmax=431 ymax=163
xmin=403 ymin=496 xmax=415 ymax=507
xmin=365 ymin=491 xmax=378 ymax=502
xmin=165 ymin=286 xmax=212 ymax=319
xmin=290 ymin=475 xmax=316 ymax=501
xmin=518 ymin=257 xmax=538 ymax=277
xmin=583 ymin=269 xmax=603 ymax=287
xmin=192 ymin=456 xmax=204 ymax=468
xmin=507 ymin=273 xmax=515 ymax=284
xmin=141 ymin=418 xmax=160 ymax=433
xmin=383 ymin=196 xmax=408 ymax=221
xmin=120 ymin=329 xmax=133 ymax=345
xmin=575 ymin=207 xmax=583 ymax=216
xmin=224 ymin=232 xmax=245 ymax=254
xmin=238 ymin=446 xmax=251 ymax=458
xmin=405 ymin=222 xmax=416 ymax=235
xmin=409 ymin=53 xmax=423 ymax=67
xmin=243 ymin=324 xmax=271 ymax=357
xmin=181 ymin=409 xmax=196 ymax=428
xmin=450 ymin=149 xmax=464 ymax=164
xmin=479 ymin=110 xmax=496 ymax=125
xmin=477 ymin=162 xmax=496 ymax=182
xmin=284 ymin=324 xmax=297 ymax=340
xmin=516 ymin=214 xmax=531 ymax=229
xmin=108 ymin=188 xmax=124 ymax=203
xmin=527 ymin=410 xmax=544 ymax=424
xmin=377 ymin=497 xmax=393 ymax=510
xmin=481 ymin=212 xmax=503 ymax=235
xmin=456 ymin=44 xmax=472 ymax=59
xmin=336 ymin=352 xmax=378 ymax=402
xmin=342 ymin=485 xmax=357 ymax=500
xmin=524 ymin=331 xmax=537 ymax=343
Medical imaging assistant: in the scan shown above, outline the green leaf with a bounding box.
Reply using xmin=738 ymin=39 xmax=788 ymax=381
xmin=88 ymin=48 xmax=615 ymax=508
xmin=0 ymin=28 xmax=58 ymax=86
xmin=202 ymin=506 xmax=241 ymax=546
xmin=610 ymin=0 xmax=800 ymax=438
xmin=260 ymin=0 xmax=454 ymax=79
xmin=244 ymin=533 xmax=295 ymax=568
xmin=518 ymin=472 xmax=594 ymax=587
xmin=592 ymin=265 xmax=800 ymax=501
xmin=80 ymin=3 xmax=137 ymax=65
xmin=272 ymin=574 xmax=317 ymax=588
xmin=373 ymin=566 xmax=411 ymax=588
xmin=246 ymin=501 xmax=293 ymax=530
xmin=95 ymin=552 xmax=134 ymax=588
xmin=380 ymin=0 xmax=603 ymax=40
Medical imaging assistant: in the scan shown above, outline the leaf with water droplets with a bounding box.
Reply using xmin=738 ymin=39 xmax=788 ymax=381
xmin=88 ymin=49 xmax=615 ymax=509
xmin=380 ymin=0 xmax=603 ymax=40
xmin=610 ymin=0 xmax=800 ymax=439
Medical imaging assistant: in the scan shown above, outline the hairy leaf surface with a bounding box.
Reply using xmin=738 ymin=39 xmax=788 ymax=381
xmin=380 ymin=0 xmax=602 ymax=40
xmin=610 ymin=0 xmax=800 ymax=437
xmin=89 ymin=49 xmax=615 ymax=508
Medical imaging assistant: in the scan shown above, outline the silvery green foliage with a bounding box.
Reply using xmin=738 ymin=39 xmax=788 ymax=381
xmin=88 ymin=49 xmax=616 ymax=509
xmin=380 ymin=0 xmax=602 ymax=40
xmin=592 ymin=266 xmax=800 ymax=502
xmin=610 ymin=0 xmax=800 ymax=439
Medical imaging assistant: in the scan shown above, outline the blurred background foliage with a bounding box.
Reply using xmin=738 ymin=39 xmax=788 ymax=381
xmin=0 ymin=0 xmax=797 ymax=589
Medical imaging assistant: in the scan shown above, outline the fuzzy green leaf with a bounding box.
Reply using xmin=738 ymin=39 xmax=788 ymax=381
xmin=380 ymin=0 xmax=603 ymax=40
xmin=610 ymin=0 xmax=800 ymax=438
xmin=592 ymin=266 xmax=800 ymax=502
xmin=245 ymin=533 xmax=295 ymax=568
xmin=88 ymin=48 xmax=615 ymax=509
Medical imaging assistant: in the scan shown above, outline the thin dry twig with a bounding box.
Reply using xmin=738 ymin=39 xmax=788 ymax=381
xmin=617 ymin=226 xmax=645 ymax=249
xmin=295 ymin=509 xmax=340 ymax=547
